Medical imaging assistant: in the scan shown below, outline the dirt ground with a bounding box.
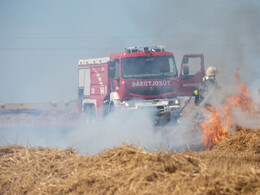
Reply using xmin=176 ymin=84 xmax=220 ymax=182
xmin=0 ymin=101 xmax=79 ymax=128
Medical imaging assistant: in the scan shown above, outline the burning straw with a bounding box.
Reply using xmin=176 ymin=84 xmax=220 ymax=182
xmin=199 ymin=70 xmax=257 ymax=150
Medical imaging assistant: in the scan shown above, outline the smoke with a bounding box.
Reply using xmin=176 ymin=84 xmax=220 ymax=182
xmin=0 ymin=103 xmax=209 ymax=154
xmin=128 ymin=0 xmax=260 ymax=87
xmin=1 ymin=0 xmax=260 ymax=103
xmin=231 ymin=109 xmax=260 ymax=129
xmin=250 ymin=78 xmax=260 ymax=107
xmin=61 ymin=110 xmax=165 ymax=154
xmin=0 ymin=109 xmax=170 ymax=154
xmin=1 ymin=0 xmax=260 ymax=154
xmin=127 ymin=0 xmax=260 ymax=132
xmin=165 ymin=113 xmax=204 ymax=151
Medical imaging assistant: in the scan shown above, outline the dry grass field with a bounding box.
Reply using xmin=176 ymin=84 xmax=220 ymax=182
xmin=0 ymin=83 xmax=259 ymax=195
xmin=0 ymin=101 xmax=78 ymax=128
xmin=0 ymin=126 xmax=259 ymax=195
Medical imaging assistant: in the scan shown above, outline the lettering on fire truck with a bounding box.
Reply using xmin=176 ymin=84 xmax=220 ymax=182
xmin=131 ymin=80 xmax=171 ymax=87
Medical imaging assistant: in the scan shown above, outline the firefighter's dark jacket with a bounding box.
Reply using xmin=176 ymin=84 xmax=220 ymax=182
xmin=193 ymin=78 xmax=219 ymax=106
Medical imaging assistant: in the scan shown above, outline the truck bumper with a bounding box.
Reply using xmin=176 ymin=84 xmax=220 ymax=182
xmin=113 ymin=99 xmax=181 ymax=120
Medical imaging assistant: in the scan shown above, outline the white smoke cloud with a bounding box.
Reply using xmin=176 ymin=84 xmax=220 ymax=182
xmin=1 ymin=0 xmax=260 ymax=154
xmin=0 ymin=110 xmax=165 ymax=154
xmin=61 ymin=110 xmax=165 ymax=154
xmin=0 ymin=105 xmax=208 ymax=154
xmin=250 ymin=79 xmax=260 ymax=107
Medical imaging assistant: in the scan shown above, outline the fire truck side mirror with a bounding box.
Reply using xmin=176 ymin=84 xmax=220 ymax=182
xmin=183 ymin=65 xmax=189 ymax=75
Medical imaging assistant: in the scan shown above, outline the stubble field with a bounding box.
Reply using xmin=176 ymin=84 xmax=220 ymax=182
xmin=0 ymin=102 xmax=259 ymax=194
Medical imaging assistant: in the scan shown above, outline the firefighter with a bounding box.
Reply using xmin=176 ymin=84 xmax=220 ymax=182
xmin=194 ymin=66 xmax=218 ymax=106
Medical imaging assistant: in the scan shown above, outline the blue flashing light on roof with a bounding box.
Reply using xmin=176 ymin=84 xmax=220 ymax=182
xmin=125 ymin=47 xmax=141 ymax=53
xmin=125 ymin=46 xmax=166 ymax=53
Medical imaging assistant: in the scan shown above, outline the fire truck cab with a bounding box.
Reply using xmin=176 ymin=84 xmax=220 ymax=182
xmin=78 ymin=46 xmax=205 ymax=122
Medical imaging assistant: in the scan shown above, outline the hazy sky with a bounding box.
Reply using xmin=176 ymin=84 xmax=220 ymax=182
xmin=0 ymin=0 xmax=260 ymax=103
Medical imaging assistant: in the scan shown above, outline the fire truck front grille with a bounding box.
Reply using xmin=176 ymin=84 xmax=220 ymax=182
xmin=128 ymin=88 xmax=174 ymax=96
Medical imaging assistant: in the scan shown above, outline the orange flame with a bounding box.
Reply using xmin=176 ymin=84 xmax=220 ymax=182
xmin=223 ymin=70 xmax=255 ymax=129
xmin=200 ymin=105 xmax=227 ymax=150
xmin=200 ymin=70 xmax=254 ymax=150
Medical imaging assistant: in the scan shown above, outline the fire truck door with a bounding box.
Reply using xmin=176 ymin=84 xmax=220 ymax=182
xmin=178 ymin=54 xmax=205 ymax=96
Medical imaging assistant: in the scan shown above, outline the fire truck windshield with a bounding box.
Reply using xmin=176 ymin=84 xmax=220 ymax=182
xmin=121 ymin=56 xmax=177 ymax=79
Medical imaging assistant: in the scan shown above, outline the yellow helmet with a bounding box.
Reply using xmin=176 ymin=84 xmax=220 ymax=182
xmin=206 ymin=66 xmax=217 ymax=77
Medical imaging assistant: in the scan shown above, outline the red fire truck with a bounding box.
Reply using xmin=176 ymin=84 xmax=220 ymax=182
xmin=78 ymin=46 xmax=205 ymax=123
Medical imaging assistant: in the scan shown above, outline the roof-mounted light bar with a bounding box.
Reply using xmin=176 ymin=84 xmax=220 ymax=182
xmin=125 ymin=46 xmax=166 ymax=53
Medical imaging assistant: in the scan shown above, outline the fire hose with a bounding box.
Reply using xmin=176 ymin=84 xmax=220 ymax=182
xmin=178 ymin=95 xmax=193 ymax=116
xmin=170 ymin=85 xmax=217 ymax=123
